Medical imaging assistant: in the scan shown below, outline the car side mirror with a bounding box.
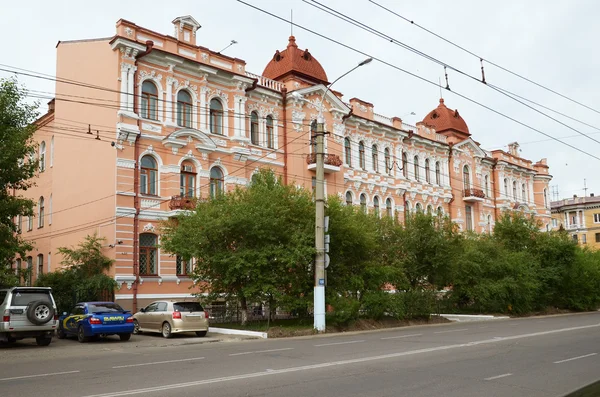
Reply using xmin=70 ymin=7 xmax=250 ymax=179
xmin=62 ymin=312 xmax=67 ymax=316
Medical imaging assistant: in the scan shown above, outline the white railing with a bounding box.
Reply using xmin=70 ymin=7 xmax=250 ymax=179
xmin=401 ymin=122 xmax=416 ymax=131
xmin=435 ymin=133 xmax=447 ymax=143
xmin=245 ymin=71 xmax=283 ymax=91
xmin=373 ymin=112 xmax=393 ymax=126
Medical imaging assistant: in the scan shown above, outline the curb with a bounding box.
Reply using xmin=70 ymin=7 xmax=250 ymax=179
xmin=438 ymin=314 xmax=510 ymax=322
xmin=209 ymin=327 xmax=268 ymax=339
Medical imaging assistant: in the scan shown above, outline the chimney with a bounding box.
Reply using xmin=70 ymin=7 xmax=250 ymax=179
xmin=47 ymin=99 xmax=55 ymax=113
xmin=172 ymin=16 xmax=201 ymax=46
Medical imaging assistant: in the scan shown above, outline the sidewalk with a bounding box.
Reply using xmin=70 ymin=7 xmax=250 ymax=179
xmin=128 ymin=331 xmax=260 ymax=348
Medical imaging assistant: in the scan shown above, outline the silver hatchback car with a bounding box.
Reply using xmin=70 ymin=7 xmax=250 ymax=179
xmin=132 ymin=300 xmax=209 ymax=338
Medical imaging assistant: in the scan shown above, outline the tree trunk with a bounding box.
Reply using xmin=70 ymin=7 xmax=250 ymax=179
xmin=240 ymin=296 xmax=248 ymax=326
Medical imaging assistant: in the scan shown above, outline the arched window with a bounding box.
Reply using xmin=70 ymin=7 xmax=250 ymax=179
xmin=415 ymin=203 xmax=423 ymax=213
xmin=372 ymin=145 xmax=379 ymax=173
xmin=266 ymin=116 xmax=274 ymax=149
xmin=39 ymin=141 xmax=46 ymax=172
xmin=413 ymin=156 xmax=419 ymax=181
xmin=26 ymin=256 xmax=32 ymax=285
xmin=484 ymin=175 xmax=490 ymax=197
xmin=250 ymin=112 xmax=259 ymax=145
xmin=345 ymin=191 xmax=353 ymax=206
xmin=384 ymin=148 xmax=391 ymax=174
xmin=177 ymin=90 xmax=193 ymax=128
xmin=435 ymin=161 xmax=441 ymax=185
xmin=425 ymin=159 xmax=430 ymax=183
xmin=487 ymin=214 xmax=492 ymax=233
xmin=360 ymin=193 xmax=367 ymax=213
xmin=386 ymin=198 xmax=393 ymax=217
xmin=373 ymin=196 xmax=380 ymax=217
xmin=521 ymin=184 xmax=526 ymax=202
xmin=139 ymin=233 xmax=158 ymax=276
xmin=37 ymin=254 xmax=44 ymax=277
xmin=50 ymin=136 xmax=54 ymax=167
xmin=504 ymin=178 xmax=509 ymax=197
xmin=140 ymin=155 xmax=158 ymax=195
xmin=141 ymin=81 xmax=158 ymax=120
xmin=16 ymin=214 xmax=22 ymax=233
xmin=463 ymin=165 xmax=470 ymax=190
xmin=543 ymin=188 xmax=548 ymax=208
xmin=437 ymin=206 xmax=444 ymax=217
xmin=344 ymin=138 xmax=352 ymax=167
xmin=38 ymin=197 xmax=44 ymax=228
xmin=180 ymin=161 xmax=196 ymax=197
xmin=405 ymin=201 xmax=411 ymax=218
xmin=402 ymin=152 xmax=408 ymax=178
xmin=209 ymin=98 xmax=223 ymax=135
xmin=27 ymin=215 xmax=33 ymax=231
xmin=427 ymin=205 xmax=433 ymax=215
xmin=176 ymin=256 xmax=192 ymax=276
xmin=210 ymin=167 xmax=224 ymax=198
xmin=512 ymin=181 xmax=517 ymax=199
xmin=359 ymin=142 xmax=366 ymax=169
xmin=49 ymin=194 xmax=52 ymax=225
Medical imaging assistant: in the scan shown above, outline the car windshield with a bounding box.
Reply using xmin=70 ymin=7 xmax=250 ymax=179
xmin=11 ymin=290 xmax=52 ymax=306
xmin=173 ymin=302 xmax=204 ymax=312
xmin=88 ymin=303 xmax=125 ymax=313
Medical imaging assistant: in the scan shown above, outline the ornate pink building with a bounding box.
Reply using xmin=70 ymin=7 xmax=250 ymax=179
xmin=17 ymin=16 xmax=552 ymax=310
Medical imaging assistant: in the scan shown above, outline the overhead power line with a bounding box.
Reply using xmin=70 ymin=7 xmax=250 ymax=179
xmin=367 ymin=0 xmax=600 ymax=116
xmin=236 ymin=0 xmax=600 ymax=162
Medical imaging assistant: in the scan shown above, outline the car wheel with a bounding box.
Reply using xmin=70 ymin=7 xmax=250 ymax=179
xmin=77 ymin=326 xmax=88 ymax=343
xmin=161 ymin=322 xmax=173 ymax=338
xmin=36 ymin=335 xmax=52 ymax=346
xmin=119 ymin=333 xmax=132 ymax=342
xmin=195 ymin=331 xmax=207 ymax=337
xmin=56 ymin=328 xmax=66 ymax=339
xmin=6 ymin=337 xmax=17 ymax=344
xmin=132 ymin=319 xmax=141 ymax=335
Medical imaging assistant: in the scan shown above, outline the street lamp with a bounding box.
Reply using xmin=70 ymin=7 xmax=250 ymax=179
xmin=312 ymin=57 xmax=372 ymax=332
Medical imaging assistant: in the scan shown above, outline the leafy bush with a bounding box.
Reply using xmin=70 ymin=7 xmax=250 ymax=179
xmin=326 ymin=295 xmax=360 ymax=327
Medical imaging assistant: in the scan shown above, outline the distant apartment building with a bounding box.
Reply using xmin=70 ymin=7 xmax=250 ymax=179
xmin=551 ymin=194 xmax=600 ymax=249
xmin=15 ymin=15 xmax=552 ymax=310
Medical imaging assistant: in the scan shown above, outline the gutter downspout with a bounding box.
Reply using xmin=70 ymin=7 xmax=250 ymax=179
xmin=447 ymin=143 xmax=455 ymax=221
xmin=281 ymin=87 xmax=288 ymax=185
xmin=491 ymin=158 xmax=498 ymax=223
xmin=132 ymin=40 xmax=154 ymax=313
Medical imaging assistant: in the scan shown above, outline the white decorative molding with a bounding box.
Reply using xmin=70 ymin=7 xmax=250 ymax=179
xmin=141 ymin=122 xmax=161 ymax=133
xmin=120 ymin=47 xmax=139 ymax=60
xmin=142 ymin=223 xmax=156 ymax=232
xmin=359 ymin=104 xmax=368 ymax=112
xmin=237 ymin=64 xmax=244 ymax=72
xmin=201 ymin=53 xmax=209 ymax=61
xmin=213 ymin=138 xmax=227 ymax=147
xmin=178 ymin=48 xmax=197 ymax=58
xmin=124 ymin=27 xmax=133 ymax=37
xmin=141 ymin=199 xmax=161 ymax=209
xmin=136 ymin=34 xmax=163 ymax=47
xmin=117 ymin=158 xmax=136 ymax=169
xmin=180 ymin=79 xmax=198 ymax=93
xmin=210 ymin=58 xmax=233 ymax=70
xmin=139 ymin=70 xmax=163 ymax=82
xmin=250 ymin=149 xmax=262 ymax=156
xmin=292 ymin=110 xmax=305 ymax=132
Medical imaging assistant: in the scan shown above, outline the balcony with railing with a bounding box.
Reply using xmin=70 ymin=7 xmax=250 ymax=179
xmin=169 ymin=195 xmax=198 ymax=210
xmin=463 ymin=188 xmax=485 ymax=202
xmin=245 ymin=71 xmax=283 ymax=92
xmin=306 ymin=153 xmax=343 ymax=173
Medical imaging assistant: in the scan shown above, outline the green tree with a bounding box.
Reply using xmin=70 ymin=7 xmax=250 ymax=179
xmin=36 ymin=234 xmax=117 ymax=313
xmin=0 ymin=78 xmax=39 ymax=287
xmin=161 ymin=169 xmax=315 ymax=325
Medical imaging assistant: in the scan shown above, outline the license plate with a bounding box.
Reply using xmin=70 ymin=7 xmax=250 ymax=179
xmin=10 ymin=309 xmax=24 ymax=314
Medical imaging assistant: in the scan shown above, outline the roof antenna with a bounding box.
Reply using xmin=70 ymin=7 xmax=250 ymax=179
xmin=438 ymin=77 xmax=443 ymax=99
xmin=291 ymin=9 xmax=293 ymax=36
xmin=480 ymin=58 xmax=487 ymax=84
xmin=444 ymin=66 xmax=451 ymax=91
xmin=217 ymin=40 xmax=238 ymax=54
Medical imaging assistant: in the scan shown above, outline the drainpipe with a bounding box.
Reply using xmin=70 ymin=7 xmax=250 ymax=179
xmin=447 ymin=143 xmax=455 ymax=220
xmin=281 ymin=87 xmax=288 ymax=185
xmin=132 ymin=41 xmax=154 ymax=313
xmin=491 ymin=159 xmax=498 ymax=223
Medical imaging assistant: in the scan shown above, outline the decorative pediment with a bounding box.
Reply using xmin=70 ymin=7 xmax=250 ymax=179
xmin=453 ymin=138 xmax=488 ymax=158
xmin=287 ymin=84 xmax=351 ymax=116
xmin=162 ymin=128 xmax=217 ymax=153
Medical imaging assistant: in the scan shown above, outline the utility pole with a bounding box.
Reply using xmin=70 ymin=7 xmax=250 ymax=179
xmin=311 ymin=57 xmax=373 ymax=332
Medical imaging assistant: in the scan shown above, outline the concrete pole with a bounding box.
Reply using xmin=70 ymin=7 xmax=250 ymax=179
xmin=314 ymin=120 xmax=326 ymax=332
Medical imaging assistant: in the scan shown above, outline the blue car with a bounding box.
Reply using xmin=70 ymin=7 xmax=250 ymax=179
xmin=57 ymin=301 xmax=134 ymax=343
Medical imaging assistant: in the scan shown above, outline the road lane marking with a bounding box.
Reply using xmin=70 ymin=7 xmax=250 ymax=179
xmin=314 ymin=340 xmax=365 ymax=347
xmin=381 ymin=333 xmax=422 ymax=340
xmin=112 ymin=357 xmax=205 ymax=369
xmin=485 ymin=373 xmax=513 ymax=381
xmin=84 ymin=322 xmax=600 ymax=397
xmin=0 ymin=370 xmax=80 ymax=382
xmin=229 ymin=348 xmax=294 ymax=356
xmin=553 ymin=353 xmax=597 ymax=364
xmin=434 ymin=328 xmax=468 ymax=334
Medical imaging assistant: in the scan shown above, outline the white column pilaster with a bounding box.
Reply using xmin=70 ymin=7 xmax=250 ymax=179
xmin=200 ymin=87 xmax=208 ymax=129
xmin=120 ymin=63 xmax=128 ymax=111
xmin=127 ymin=66 xmax=136 ymax=113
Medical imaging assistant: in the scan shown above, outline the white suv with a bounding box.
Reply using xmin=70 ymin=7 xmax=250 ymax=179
xmin=0 ymin=287 xmax=58 ymax=346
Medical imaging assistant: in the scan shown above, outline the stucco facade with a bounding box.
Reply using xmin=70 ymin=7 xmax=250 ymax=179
xmin=16 ymin=16 xmax=552 ymax=310
xmin=551 ymin=195 xmax=600 ymax=249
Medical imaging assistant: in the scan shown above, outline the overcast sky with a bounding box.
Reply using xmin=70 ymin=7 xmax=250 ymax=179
xmin=3 ymin=0 xmax=599 ymax=199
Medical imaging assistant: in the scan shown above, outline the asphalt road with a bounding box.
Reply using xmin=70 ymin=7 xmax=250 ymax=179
xmin=1 ymin=312 xmax=599 ymax=397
